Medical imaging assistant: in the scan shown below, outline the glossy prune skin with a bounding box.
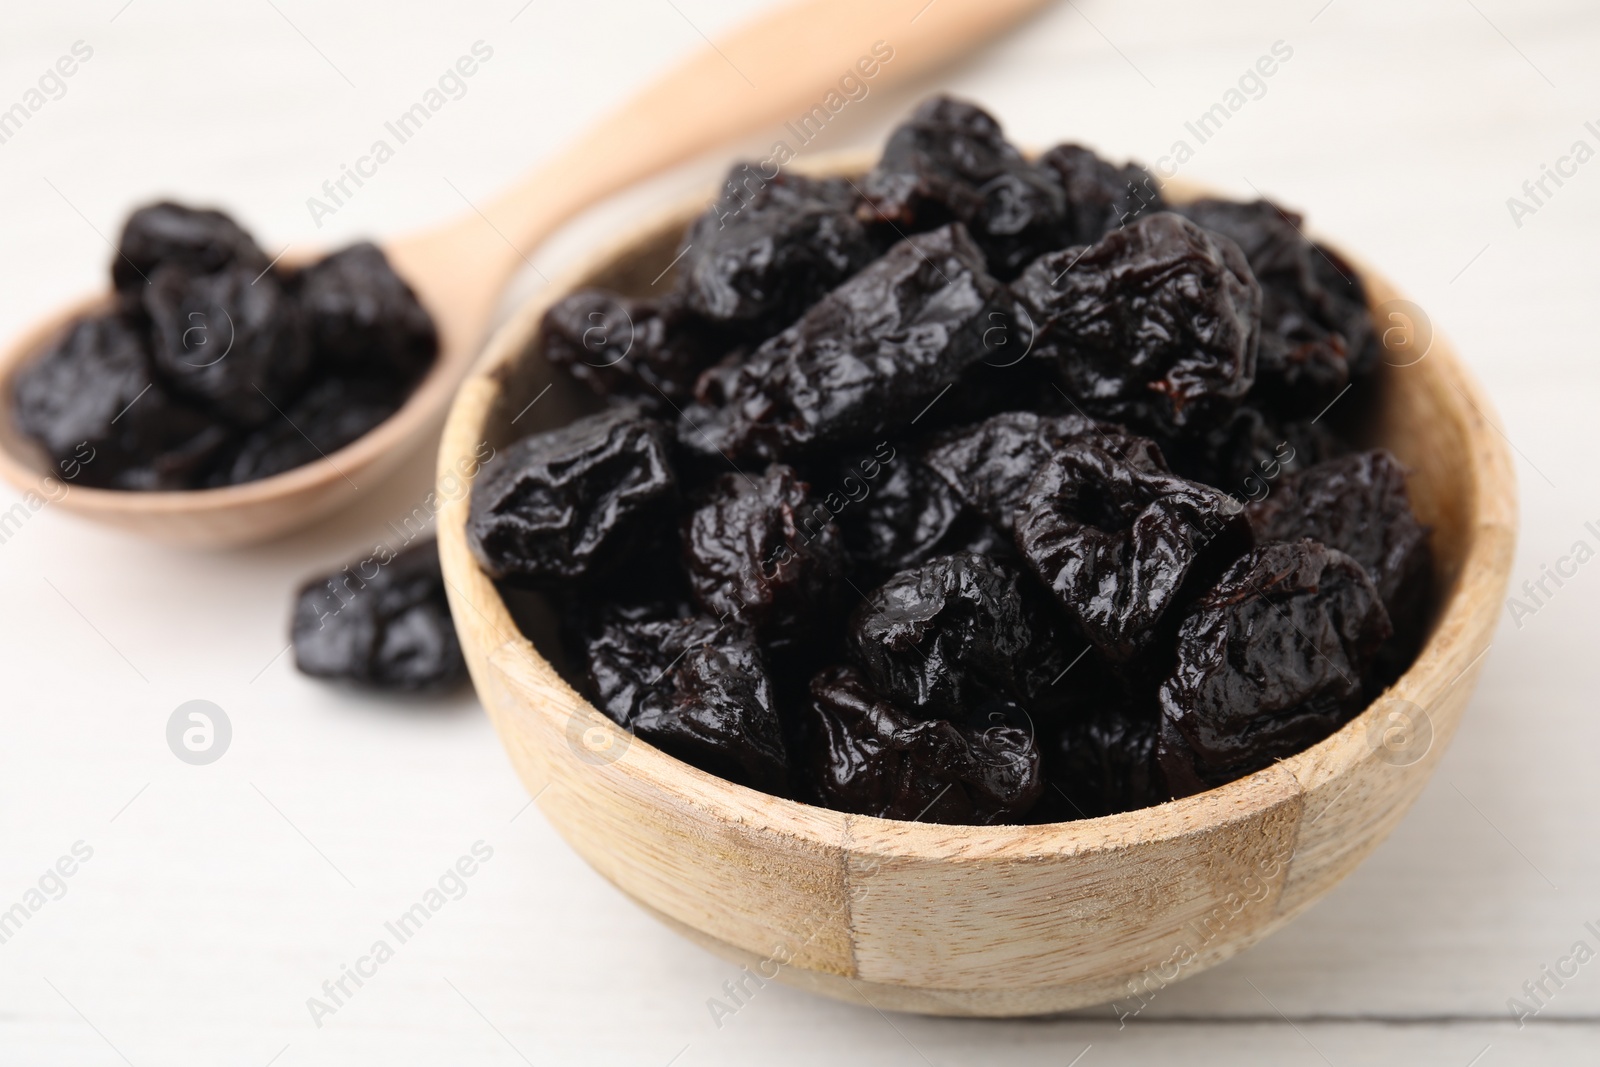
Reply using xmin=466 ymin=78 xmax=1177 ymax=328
xmin=805 ymin=665 xmax=1042 ymax=824
xmin=1037 ymin=143 xmax=1165 ymax=248
xmin=540 ymin=289 xmax=725 ymax=413
xmin=1157 ymin=540 xmax=1392 ymax=797
xmin=211 ymin=375 xmax=403 ymax=486
xmin=1245 ymin=450 xmax=1432 ymax=649
xmin=835 ymin=452 xmax=1012 ymax=579
xmin=859 ymin=96 xmax=1064 ymax=278
xmin=12 ymin=312 xmax=228 ymax=489
xmin=112 ymin=201 xmax=268 ymax=297
xmin=144 ymin=264 xmax=311 ymax=426
xmin=683 ymin=464 xmax=846 ymax=654
xmin=296 ymin=242 xmax=437 ymax=385
xmin=1014 ymin=212 xmax=1261 ymax=436
xmin=1178 ymin=199 xmax=1372 ymax=414
xmin=1015 ymin=434 xmax=1252 ymax=664
xmin=291 ymin=537 xmax=467 ymax=691
xmin=679 ymin=170 xmax=881 ymax=330
xmin=682 ymin=224 xmax=1016 ymax=463
xmin=848 ymin=553 xmax=1035 ymax=719
xmin=586 ymin=615 xmax=789 ymax=794
xmin=922 ymin=410 xmax=1106 ymax=534
xmin=468 ymin=407 xmax=677 ymax=586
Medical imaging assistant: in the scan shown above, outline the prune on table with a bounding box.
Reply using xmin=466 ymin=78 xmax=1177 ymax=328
xmin=1244 ymin=450 xmax=1432 ymax=649
xmin=112 ymin=201 xmax=269 ymax=297
xmin=1038 ymin=700 xmax=1164 ymax=820
xmin=804 ymin=665 xmax=1042 ymax=823
xmin=1157 ymin=539 xmax=1392 ymax=797
xmin=682 ymin=223 xmax=1016 ymax=462
xmin=683 ymin=464 xmax=846 ymax=655
xmin=922 ymin=410 xmax=1108 ymax=534
xmin=291 ymin=536 xmax=467 ymax=691
xmin=586 ymin=614 xmax=789 ymax=794
xmin=540 ymin=289 xmax=726 ymax=412
xmin=468 ymin=406 xmax=677 ymax=586
xmin=144 ymin=264 xmax=311 ymax=426
xmin=1015 ymin=433 xmax=1252 ymax=664
xmin=847 ymin=553 xmax=1036 ymax=718
xmin=678 ymin=170 xmax=882 ymax=330
xmin=860 ymin=95 xmax=1065 ymax=278
xmin=12 ymin=311 xmax=229 ymax=490
xmin=296 ymin=242 xmax=437 ymax=385
xmin=1167 ymin=403 xmax=1346 ymax=491
xmin=1013 ymin=212 xmax=1261 ymax=436
xmin=1037 ymin=143 xmax=1165 ymax=248
xmin=1178 ymin=198 xmax=1372 ymax=414
xmin=210 ymin=375 xmax=404 ymax=486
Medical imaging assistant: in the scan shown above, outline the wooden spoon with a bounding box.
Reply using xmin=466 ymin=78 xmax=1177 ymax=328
xmin=0 ymin=0 xmax=1050 ymax=548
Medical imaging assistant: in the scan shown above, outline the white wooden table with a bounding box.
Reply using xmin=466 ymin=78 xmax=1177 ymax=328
xmin=2 ymin=2 xmax=1596 ymax=1063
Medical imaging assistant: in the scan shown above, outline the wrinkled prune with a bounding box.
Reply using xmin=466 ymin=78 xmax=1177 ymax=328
xmin=1038 ymin=143 xmax=1165 ymax=247
xmin=682 ymin=224 xmax=1015 ymax=462
xmin=922 ymin=410 xmax=1106 ymax=534
xmin=848 ymin=553 xmax=1035 ymax=718
xmin=291 ymin=537 xmax=466 ymax=691
xmin=12 ymin=312 xmax=229 ymax=490
xmin=805 ymin=665 xmax=1042 ymax=823
xmin=683 ymin=464 xmax=846 ymax=654
xmin=1157 ymin=540 xmax=1392 ymax=796
xmin=1014 ymin=212 xmax=1261 ymax=436
xmin=1015 ymin=434 xmax=1252 ymax=663
xmin=679 ymin=170 xmax=881 ymax=329
xmin=1178 ymin=198 xmax=1371 ymax=414
xmin=468 ymin=407 xmax=676 ymax=586
xmin=211 ymin=375 xmax=403 ymax=486
xmin=112 ymin=201 xmax=268 ymax=297
xmin=860 ymin=96 xmax=1065 ymax=278
xmin=836 ymin=453 xmax=1010 ymax=578
xmin=296 ymin=242 xmax=437 ymax=385
xmin=541 ymin=289 xmax=725 ymax=412
xmin=586 ymin=615 xmax=789 ymax=793
xmin=1167 ymin=403 xmax=1345 ymax=490
xmin=1245 ymin=450 xmax=1432 ymax=650
xmin=1039 ymin=701 xmax=1164 ymax=820
xmin=144 ymin=264 xmax=311 ymax=426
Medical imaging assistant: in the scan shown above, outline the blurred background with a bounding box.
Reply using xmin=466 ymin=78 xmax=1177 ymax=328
xmin=1 ymin=1 xmax=1596 ymax=1063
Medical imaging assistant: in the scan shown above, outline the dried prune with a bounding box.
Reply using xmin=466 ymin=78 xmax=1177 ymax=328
xmin=468 ymin=407 xmax=676 ymax=586
xmin=805 ymin=665 xmax=1042 ymax=823
xmin=1015 ymin=434 xmax=1251 ymax=663
xmin=1014 ymin=212 xmax=1261 ymax=436
xmin=291 ymin=537 xmax=466 ymax=691
xmin=541 ymin=289 xmax=725 ymax=412
xmin=682 ymin=223 xmax=1016 ymax=462
xmin=1167 ymin=404 xmax=1346 ymax=490
xmin=296 ymin=242 xmax=437 ymax=384
xmin=1038 ymin=143 xmax=1165 ymax=247
xmin=1157 ymin=540 xmax=1392 ymax=796
xmin=211 ymin=375 xmax=404 ymax=486
xmin=922 ymin=410 xmax=1108 ymax=534
xmin=683 ymin=464 xmax=846 ymax=654
xmin=836 ymin=452 xmax=1010 ymax=578
xmin=144 ymin=264 xmax=311 ymax=426
xmin=848 ymin=553 xmax=1035 ymax=718
xmin=860 ymin=95 xmax=1064 ymax=278
xmin=1245 ymin=450 xmax=1432 ymax=653
xmin=12 ymin=312 xmax=229 ymax=489
xmin=586 ymin=615 xmax=788 ymax=793
xmin=1178 ymin=198 xmax=1371 ymax=414
xmin=1037 ymin=701 xmax=1164 ymax=820
xmin=679 ymin=170 xmax=881 ymax=329
xmin=112 ymin=201 xmax=268 ymax=297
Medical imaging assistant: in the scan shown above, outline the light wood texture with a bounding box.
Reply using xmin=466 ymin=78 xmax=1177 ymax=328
xmin=436 ymin=164 xmax=1518 ymax=1016
xmin=0 ymin=0 xmax=1049 ymax=548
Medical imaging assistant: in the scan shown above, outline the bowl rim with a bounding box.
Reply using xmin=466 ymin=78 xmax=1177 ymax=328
xmin=436 ymin=150 xmax=1518 ymax=860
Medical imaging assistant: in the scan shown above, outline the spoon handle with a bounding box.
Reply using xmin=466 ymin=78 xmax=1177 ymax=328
xmin=386 ymin=0 xmax=1050 ymax=363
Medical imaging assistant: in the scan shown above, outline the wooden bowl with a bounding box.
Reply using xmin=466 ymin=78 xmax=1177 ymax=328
xmin=436 ymin=161 xmax=1517 ymax=1016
